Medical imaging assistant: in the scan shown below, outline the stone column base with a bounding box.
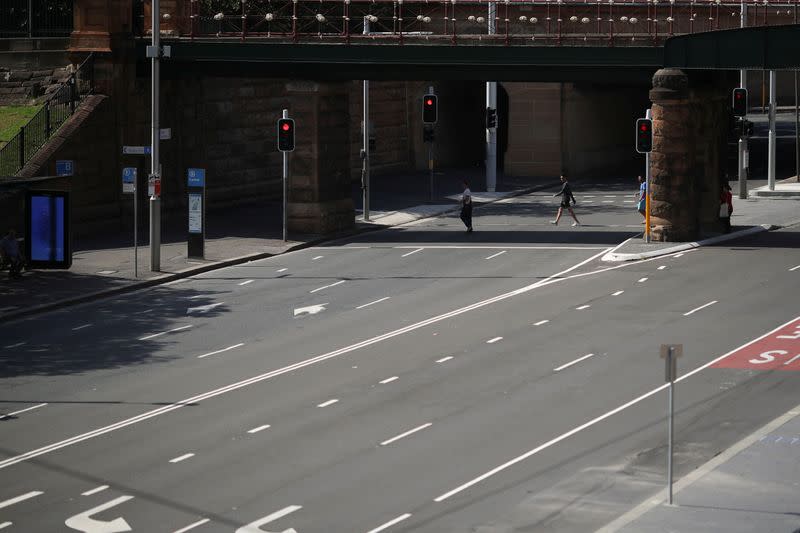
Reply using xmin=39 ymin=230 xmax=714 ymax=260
xmin=288 ymin=198 xmax=354 ymax=235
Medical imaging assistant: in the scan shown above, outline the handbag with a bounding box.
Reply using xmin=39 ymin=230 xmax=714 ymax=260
xmin=719 ymin=203 xmax=729 ymax=217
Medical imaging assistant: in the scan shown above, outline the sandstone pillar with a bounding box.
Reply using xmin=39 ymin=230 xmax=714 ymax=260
xmin=286 ymin=82 xmax=355 ymax=235
xmin=649 ymin=69 xmax=695 ymax=242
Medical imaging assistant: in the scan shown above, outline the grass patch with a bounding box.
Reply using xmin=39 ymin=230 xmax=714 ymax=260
xmin=0 ymin=105 xmax=42 ymax=147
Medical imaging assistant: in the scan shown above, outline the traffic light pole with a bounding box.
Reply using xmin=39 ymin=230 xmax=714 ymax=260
xmin=738 ymin=0 xmax=749 ymax=199
xmin=149 ymin=0 xmax=161 ymax=271
xmin=645 ymin=108 xmax=652 ymax=244
xmin=362 ymin=18 xmax=370 ymax=221
xmin=768 ymin=70 xmax=777 ymax=191
xmin=282 ymin=109 xmax=289 ymax=242
xmin=485 ymin=1 xmax=498 ymax=193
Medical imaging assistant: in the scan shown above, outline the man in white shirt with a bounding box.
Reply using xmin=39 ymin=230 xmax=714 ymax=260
xmin=460 ymin=180 xmax=473 ymax=232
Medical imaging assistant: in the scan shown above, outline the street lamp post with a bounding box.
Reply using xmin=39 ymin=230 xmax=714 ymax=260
xmin=149 ymin=0 xmax=162 ymax=271
xmin=486 ymin=1 xmax=497 ymax=193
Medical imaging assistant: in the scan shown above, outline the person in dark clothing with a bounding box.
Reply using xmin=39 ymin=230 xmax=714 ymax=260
xmin=460 ymin=180 xmax=473 ymax=232
xmin=0 ymin=229 xmax=24 ymax=279
xmin=719 ymin=182 xmax=733 ymax=233
xmin=550 ymin=175 xmax=581 ymax=227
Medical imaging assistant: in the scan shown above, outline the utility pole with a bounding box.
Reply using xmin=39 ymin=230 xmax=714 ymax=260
xmin=738 ymin=0 xmax=749 ymax=198
xmin=362 ymin=17 xmax=370 ymax=221
xmin=485 ymin=1 xmax=498 ymax=193
xmin=768 ymin=70 xmax=777 ymax=191
xmin=795 ymin=0 xmax=799 ymax=182
xmin=148 ymin=0 xmax=162 ymax=271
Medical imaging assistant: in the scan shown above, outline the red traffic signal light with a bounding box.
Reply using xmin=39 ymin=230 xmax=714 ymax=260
xmin=635 ymin=118 xmax=653 ymax=153
xmin=422 ymin=94 xmax=438 ymax=124
xmin=277 ymin=118 xmax=295 ymax=152
xmin=732 ymin=88 xmax=748 ymax=116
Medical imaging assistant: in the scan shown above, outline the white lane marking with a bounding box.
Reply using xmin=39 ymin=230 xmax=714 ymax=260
xmin=674 ymin=253 xmax=684 ymax=258
xmin=0 ymin=523 xmax=11 ymax=530
xmin=487 ymin=337 xmax=503 ymax=344
xmin=197 ymin=343 xmax=245 ymax=359
xmin=657 ymin=265 xmax=667 ymax=270
xmin=0 ymin=247 xmax=611 ymax=472
xmin=312 ymin=255 xmax=324 ymax=260
xmin=433 ymin=314 xmax=800 ymax=504
xmin=533 ymin=320 xmax=549 ymax=326
xmin=277 ymin=268 xmax=288 ymax=273
xmin=238 ymin=279 xmax=254 ymax=286
xmin=790 ymin=265 xmax=800 ymax=271
xmin=356 ymin=297 xmax=391 ymax=310
xmin=612 ymin=290 xmax=624 ymax=296
xmin=293 ymin=304 xmax=328 ymax=317
xmin=401 ymin=248 xmax=424 ymax=257
xmin=393 ymin=245 xmax=606 ymax=250
xmin=65 ymin=495 xmax=133 ymax=532
xmin=139 ymin=325 xmax=193 ymax=341
xmin=169 ymin=453 xmax=195 ymax=464
xmin=309 ymin=280 xmax=345 ymax=293
xmin=638 ymin=277 xmax=648 ymax=283
xmin=247 ymin=424 xmax=271 ymax=434
xmin=379 ymin=376 xmax=398 ymax=384
xmin=485 ymin=250 xmax=507 ymax=260
xmin=380 ymin=423 xmax=433 ymax=446
xmin=72 ymin=324 xmax=93 ymax=331
xmin=683 ymin=300 xmax=718 ymax=316
xmin=3 ymin=342 xmax=26 ymax=349
xmin=173 ymin=518 xmax=210 ymax=533
xmin=235 ymin=505 xmax=302 ymax=533
xmin=81 ymin=485 xmax=109 ymax=497
xmin=436 ymin=356 xmax=453 ymax=363
xmin=576 ymin=305 xmax=590 ymax=310
xmin=0 ymin=491 xmax=43 ymax=510
xmin=554 ymin=353 xmax=596 ymax=372
xmin=0 ymin=403 xmax=47 ymax=420
xmin=604 ymin=195 xmax=617 ymax=198
xmin=602 ymin=200 xmax=614 ymax=203
xmin=583 ymin=195 xmax=596 ymax=198
xmin=623 ymin=200 xmax=635 ymax=203
xmin=317 ymin=399 xmax=339 ymax=408
xmin=187 ymin=303 xmax=224 ymax=315
xmin=366 ymin=513 xmax=412 ymax=533
xmin=135 ymin=309 xmax=153 ymax=315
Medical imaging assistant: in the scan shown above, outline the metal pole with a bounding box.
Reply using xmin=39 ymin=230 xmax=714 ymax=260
xmin=283 ymin=109 xmax=288 ymax=242
xmin=486 ymin=1 xmax=498 ymax=193
xmin=150 ymin=0 xmax=161 ymax=271
xmin=738 ymin=0 xmax=749 ymax=198
xmin=362 ymin=18 xmax=370 ymax=221
xmin=796 ymin=0 xmax=799 ymax=182
xmin=645 ymin=108 xmax=652 ymax=243
xmin=667 ymin=346 xmax=675 ymax=505
xmin=134 ymin=175 xmax=138 ymax=278
xmin=768 ymin=70 xmax=777 ymax=191
xmin=27 ymin=0 xmax=32 ymax=38
xmin=428 ymin=85 xmax=435 ymax=202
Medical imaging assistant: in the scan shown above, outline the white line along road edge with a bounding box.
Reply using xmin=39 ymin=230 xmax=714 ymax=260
xmin=432 ymin=314 xmax=800 ymax=503
xmin=0 ymin=247 xmax=611 ymax=471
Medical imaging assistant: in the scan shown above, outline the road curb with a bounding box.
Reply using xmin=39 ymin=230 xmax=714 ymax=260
xmin=601 ymin=224 xmax=774 ymax=262
xmin=1 ymin=182 xmax=554 ymax=323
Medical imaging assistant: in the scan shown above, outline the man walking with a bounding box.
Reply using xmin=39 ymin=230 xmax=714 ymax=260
xmin=635 ymin=175 xmax=647 ymax=223
xmin=460 ymin=180 xmax=473 ymax=232
xmin=551 ymin=175 xmax=580 ymax=226
xmin=0 ymin=229 xmax=24 ymax=279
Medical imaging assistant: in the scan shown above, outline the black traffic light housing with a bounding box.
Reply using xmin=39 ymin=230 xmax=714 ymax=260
xmin=486 ymin=107 xmax=497 ymax=129
xmin=635 ymin=118 xmax=653 ymax=153
xmin=422 ymin=94 xmax=438 ymax=124
xmin=423 ymin=126 xmax=435 ymax=143
xmin=732 ymin=88 xmax=748 ymax=117
xmin=277 ymin=118 xmax=295 ymax=152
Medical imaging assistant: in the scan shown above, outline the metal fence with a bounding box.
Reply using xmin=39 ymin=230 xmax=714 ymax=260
xmin=0 ymin=0 xmax=73 ymax=38
xmin=0 ymin=54 xmax=93 ymax=177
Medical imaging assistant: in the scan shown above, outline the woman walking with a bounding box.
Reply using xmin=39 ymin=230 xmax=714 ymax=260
xmin=551 ymin=175 xmax=581 ymax=227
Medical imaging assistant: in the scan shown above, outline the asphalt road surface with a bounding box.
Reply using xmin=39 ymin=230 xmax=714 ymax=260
xmin=2 ymin=185 xmax=799 ymax=533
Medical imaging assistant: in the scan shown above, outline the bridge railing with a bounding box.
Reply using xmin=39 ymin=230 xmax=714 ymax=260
xmin=161 ymin=0 xmax=799 ymax=45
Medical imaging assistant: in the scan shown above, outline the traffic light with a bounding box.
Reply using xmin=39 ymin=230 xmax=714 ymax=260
xmin=744 ymin=119 xmax=754 ymax=137
xmin=277 ymin=118 xmax=295 ymax=152
xmin=732 ymin=88 xmax=748 ymax=116
xmin=422 ymin=94 xmax=437 ymax=124
xmin=423 ymin=126 xmax=435 ymax=143
xmin=635 ymin=118 xmax=653 ymax=153
xmin=486 ymin=107 xmax=497 ymax=129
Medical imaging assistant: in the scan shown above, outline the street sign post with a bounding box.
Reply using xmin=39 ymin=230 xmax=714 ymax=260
xmin=660 ymin=343 xmax=683 ymax=505
xmin=55 ymin=160 xmax=74 ymax=176
xmin=123 ymin=167 xmax=139 ymax=277
xmin=187 ymin=168 xmax=205 ymax=259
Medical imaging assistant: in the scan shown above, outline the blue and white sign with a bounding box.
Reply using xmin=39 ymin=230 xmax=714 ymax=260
xmin=122 ymin=167 xmax=137 ymax=194
xmin=187 ymin=168 xmax=205 ymax=188
xmin=122 ymin=146 xmax=152 ymax=155
xmin=55 ymin=160 xmax=74 ymax=177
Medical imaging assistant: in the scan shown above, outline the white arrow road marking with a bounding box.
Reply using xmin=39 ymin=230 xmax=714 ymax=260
xmin=65 ymin=495 xmax=134 ymax=532
xmin=235 ymin=505 xmax=302 ymax=533
xmin=0 ymin=491 xmax=43 ymax=509
xmin=293 ymin=303 xmax=328 ymax=317
xmin=187 ymin=303 xmax=225 ymax=315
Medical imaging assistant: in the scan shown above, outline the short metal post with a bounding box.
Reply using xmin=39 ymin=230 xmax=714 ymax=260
xmin=667 ymin=345 xmax=675 ymax=505
xmin=283 ymin=109 xmax=289 ymax=242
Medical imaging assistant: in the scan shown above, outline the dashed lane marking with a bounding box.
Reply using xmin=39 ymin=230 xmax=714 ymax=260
xmin=81 ymin=485 xmax=109 ymax=496
xmin=0 ymin=491 xmax=43 ymax=510
xmin=317 ymin=399 xmax=339 ymax=408
xmin=367 ymin=514 xmax=412 ymax=533
xmin=380 ymin=423 xmax=432 ymax=446
xmin=173 ymin=518 xmax=211 ymax=533
xmin=0 ymin=403 xmax=47 ymax=420
xmin=169 ymin=453 xmax=195 ymax=464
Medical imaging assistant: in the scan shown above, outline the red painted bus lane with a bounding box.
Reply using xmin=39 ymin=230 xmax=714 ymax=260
xmin=713 ymin=319 xmax=800 ymax=371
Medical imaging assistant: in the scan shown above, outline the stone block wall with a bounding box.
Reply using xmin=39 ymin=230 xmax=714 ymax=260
xmin=0 ymin=65 xmax=72 ymax=105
